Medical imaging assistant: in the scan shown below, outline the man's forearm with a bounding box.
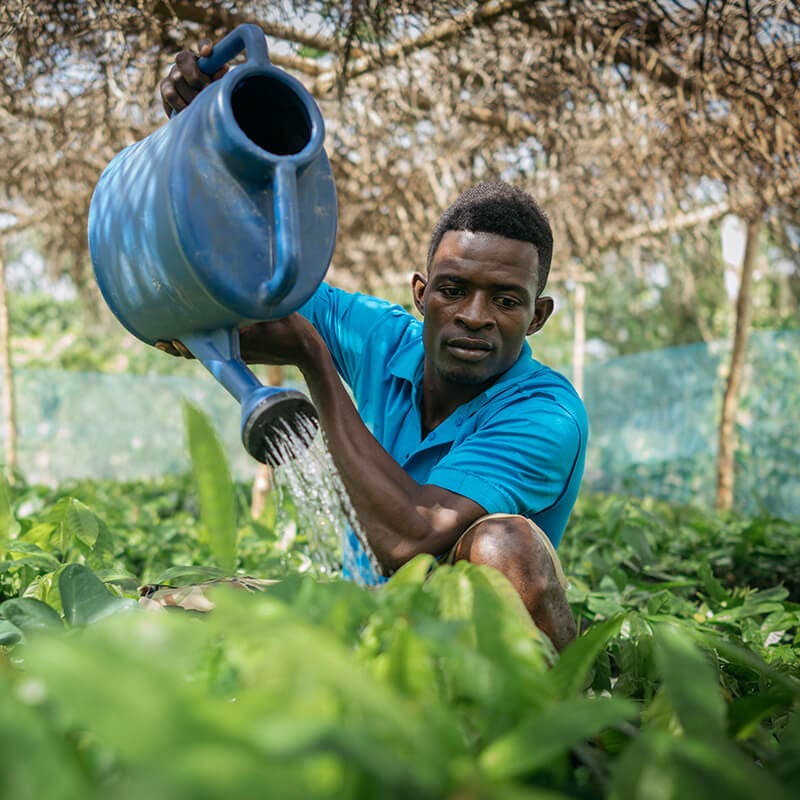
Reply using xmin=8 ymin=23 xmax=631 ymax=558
xmin=298 ymin=336 xmax=463 ymax=572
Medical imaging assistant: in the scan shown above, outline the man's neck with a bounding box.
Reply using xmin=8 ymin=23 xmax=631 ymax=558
xmin=419 ymin=363 xmax=496 ymax=437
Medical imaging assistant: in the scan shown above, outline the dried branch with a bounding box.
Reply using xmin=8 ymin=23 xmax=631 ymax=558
xmin=0 ymin=0 xmax=797 ymax=293
xmin=311 ymin=0 xmax=533 ymax=93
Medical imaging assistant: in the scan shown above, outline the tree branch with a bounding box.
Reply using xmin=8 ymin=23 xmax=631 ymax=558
xmin=311 ymin=0 xmax=532 ymax=94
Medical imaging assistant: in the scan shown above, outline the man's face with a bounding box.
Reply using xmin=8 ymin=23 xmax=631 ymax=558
xmin=412 ymin=230 xmax=553 ymax=389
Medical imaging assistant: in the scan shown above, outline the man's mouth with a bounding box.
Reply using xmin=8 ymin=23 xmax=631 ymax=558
xmin=446 ymin=337 xmax=494 ymax=361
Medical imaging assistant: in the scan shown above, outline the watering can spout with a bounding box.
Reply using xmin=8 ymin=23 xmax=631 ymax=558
xmin=240 ymin=386 xmax=319 ymax=466
xmin=182 ymin=330 xmax=319 ymax=466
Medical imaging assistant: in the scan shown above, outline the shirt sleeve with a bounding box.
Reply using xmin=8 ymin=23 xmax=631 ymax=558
xmin=425 ymin=396 xmax=585 ymax=518
xmin=297 ymin=282 xmax=413 ymax=398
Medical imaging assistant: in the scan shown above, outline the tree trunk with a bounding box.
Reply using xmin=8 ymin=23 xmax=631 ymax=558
xmin=716 ymin=218 xmax=760 ymax=511
xmin=0 ymin=241 xmax=17 ymax=482
xmin=250 ymin=365 xmax=285 ymax=519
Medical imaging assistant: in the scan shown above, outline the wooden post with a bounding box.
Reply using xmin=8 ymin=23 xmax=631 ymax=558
xmin=716 ymin=218 xmax=760 ymax=511
xmin=0 ymin=240 xmax=17 ymax=482
xmin=250 ymin=364 xmax=285 ymax=519
xmin=572 ymin=279 xmax=586 ymax=397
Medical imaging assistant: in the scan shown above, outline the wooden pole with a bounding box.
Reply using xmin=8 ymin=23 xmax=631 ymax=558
xmin=571 ymin=280 xmax=586 ymax=397
xmin=0 ymin=240 xmax=17 ymax=482
xmin=716 ymin=218 xmax=760 ymax=511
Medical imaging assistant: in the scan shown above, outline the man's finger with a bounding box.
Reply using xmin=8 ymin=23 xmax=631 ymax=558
xmin=196 ymin=39 xmax=229 ymax=80
xmin=169 ymin=63 xmax=202 ymax=105
xmin=155 ymin=341 xmax=178 ymax=356
xmin=160 ymin=77 xmax=186 ymax=115
xmin=163 ymin=65 xmax=194 ymax=111
xmin=172 ymin=340 xmax=195 ymax=359
xmin=176 ymin=50 xmax=211 ymax=90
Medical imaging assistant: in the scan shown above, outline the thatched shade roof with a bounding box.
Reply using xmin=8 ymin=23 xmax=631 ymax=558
xmin=2 ymin=1 xmax=798 ymax=292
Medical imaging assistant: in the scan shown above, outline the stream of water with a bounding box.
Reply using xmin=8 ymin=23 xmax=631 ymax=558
xmin=264 ymin=414 xmax=383 ymax=587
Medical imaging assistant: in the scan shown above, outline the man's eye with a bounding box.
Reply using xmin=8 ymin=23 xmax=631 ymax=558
xmin=497 ymin=296 xmax=520 ymax=309
xmin=440 ymin=286 xmax=463 ymax=298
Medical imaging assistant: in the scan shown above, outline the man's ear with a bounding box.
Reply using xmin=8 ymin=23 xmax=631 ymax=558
xmin=527 ymin=295 xmax=554 ymax=335
xmin=411 ymin=272 xmax=427 ymax=316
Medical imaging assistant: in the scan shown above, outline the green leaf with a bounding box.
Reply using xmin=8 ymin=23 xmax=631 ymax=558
xmin=653 ymin=623 xmax=726 ymax=739
xmin=93 ymin=566 xmax=139 ymax=585
xmin=0 ymin=597 xmax=63 ymax=631
xmin=0 ymin=619 xmax=23 ymax=646
xmin=771 ymin=711 xmax=800 ymax=792
xmin=697 ymin=563 xmax=732 ymax=605
xmin=64 ymin=498 xmax=100 ymax=548
xmin=0 ymin=670 xmax=89 ymax=796
xmin=701 ymin=632 xmax=800 ymax=698
xmin=728 ymin=691 xmax=791 ymax=741
xmin=381 ymin=619 xmax=439 ymax=699
xmin=481 ymin=696 xmax=638 ymax=779
xmin=42 ymin=497 xmax=75 ymax=553
xmin=4 ymin=540 xmax=49 ymax=555
xmin=0 ymin=553 xmax=61 ymax=573
xmin=428 ymin=563 xmax=475 ymax=623
xmin=19 ymin=522 xmax=58 ymax=550
xmin=58 ymin=563 xmax=137 ymax=626
xmin=183 ymin=401 xmax=237 ymax=573
xmin=548 ymin=614 xmax=625 ymax=698
xmin=153 ymin=564 xmax=227 ymax=584
xmin=388 ymin=553 xmax=436 ymax=586
xmin=5 ymin=540 xmax=51 ymax=555
xmin=610 ymin=729 xmax=792 ymax=800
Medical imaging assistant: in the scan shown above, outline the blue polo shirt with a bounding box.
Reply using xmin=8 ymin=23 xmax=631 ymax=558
xmin=299 ymin=283 xmax=588 ymax=584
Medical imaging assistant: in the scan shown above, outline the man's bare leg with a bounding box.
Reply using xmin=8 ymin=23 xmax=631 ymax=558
xmin=451 ymin=516 xmax=577 ymax=651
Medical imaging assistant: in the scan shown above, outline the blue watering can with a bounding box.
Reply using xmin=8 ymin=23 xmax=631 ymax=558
xmin=88 ymin=24 xmax=337 ymax=465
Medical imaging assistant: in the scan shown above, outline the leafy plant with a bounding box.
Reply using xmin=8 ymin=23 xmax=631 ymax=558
xmin=0 ymin=410 xmax=798 ymax=798
xmin=183 ymin=400 xmax=238 ymax=573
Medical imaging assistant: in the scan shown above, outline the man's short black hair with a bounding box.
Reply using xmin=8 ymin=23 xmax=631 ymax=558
xmin=426 ymin=182 xmax=553 ymax=293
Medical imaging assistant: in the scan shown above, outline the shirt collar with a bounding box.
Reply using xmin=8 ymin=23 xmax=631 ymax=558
xmin=459 ymin=340 xmax=541 ymax=416
xmin=387 ymin=333 xmax=425 ymax=383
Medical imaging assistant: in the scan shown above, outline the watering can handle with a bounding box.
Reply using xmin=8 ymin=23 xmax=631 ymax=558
xmin=197 ymin=23 xmax=270 ymax=75
xmin=197 ymin=23 xmax=301 ymax=305
xmin=258 ymin=162 xmax=300 ymax=305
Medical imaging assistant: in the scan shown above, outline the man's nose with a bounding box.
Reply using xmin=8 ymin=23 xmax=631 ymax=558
xmin=455 ymin=293 xmax=494 ymax=329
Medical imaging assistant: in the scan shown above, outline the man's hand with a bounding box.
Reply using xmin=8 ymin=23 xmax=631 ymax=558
xmin=238 ymin=315 xmax=320 ymax=369
xmin=154 ymin=314 xmax=320 ymax=368
xmin=160 ymin=40 xmax=228 ymax=118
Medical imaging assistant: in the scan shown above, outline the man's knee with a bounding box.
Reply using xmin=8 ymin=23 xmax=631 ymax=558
xmin=452 ymin=516 xmax=551 ymax=596
xmin=452 ymin=515 xmax=576 ymax=651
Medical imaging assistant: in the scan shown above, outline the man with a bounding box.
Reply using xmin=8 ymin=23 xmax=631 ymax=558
xmin=159 ymin=50 xmax=587 ymax=651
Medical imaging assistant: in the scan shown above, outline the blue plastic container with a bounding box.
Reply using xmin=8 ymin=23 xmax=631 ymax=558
xmin=88 ymin=25 xmax=337 ymax=464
